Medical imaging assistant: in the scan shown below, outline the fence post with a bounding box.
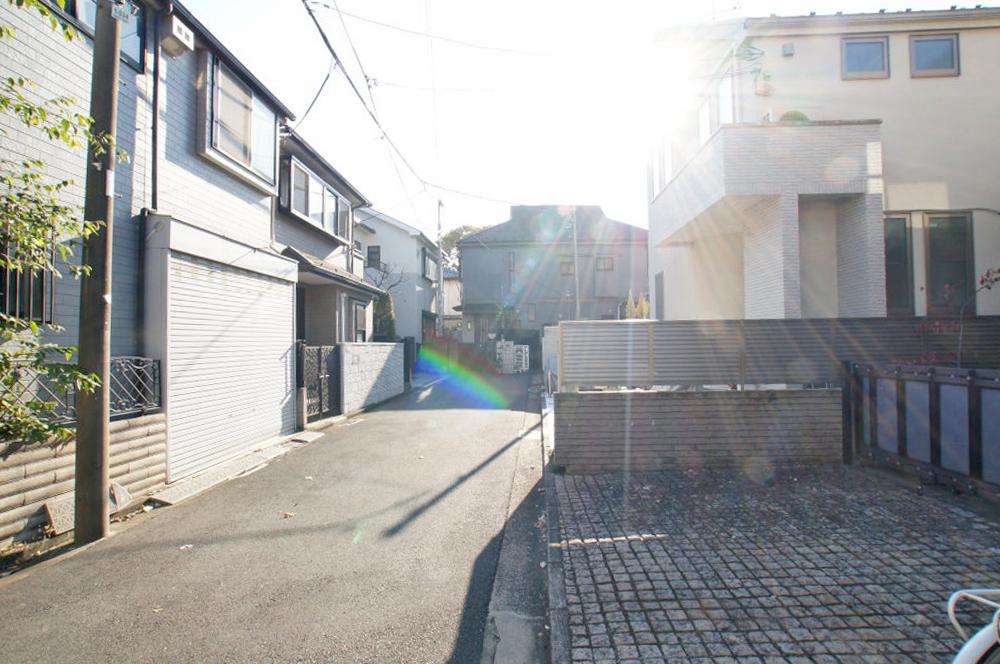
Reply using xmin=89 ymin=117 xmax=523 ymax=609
xmin=558 ymin=324 xmax=565 ymax=392
xmin=840 ymin=361 xmax=855 ymax=464
xmin=647 ymin=320 xmax=655 ymax=386
xmin=895 ymin=366 xmax=907 ymax=458
xmin=295 ymin=341 xmax=307 ymax=430
xmin=968 ymin=370 xmax=982 ymax=480
xmin=738 ymin=320 xmax=746 ymax=390
xmin=929 ymin=367 xmax=942 ymax=469
xmin=867 ymin=366 xmax=878 ymax=453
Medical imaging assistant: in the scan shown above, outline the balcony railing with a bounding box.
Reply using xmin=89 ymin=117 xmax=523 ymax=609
xmin=5 ymin=356 xmax=162 ymax=424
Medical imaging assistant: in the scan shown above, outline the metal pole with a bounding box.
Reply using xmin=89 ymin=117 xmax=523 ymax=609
xmin=571 ymin=207 xmax=581 ymax=320
xmin=435 ymin=199 xmax=444 ymax=337
xmin=75 ymin=0 xmax=122 ymax=545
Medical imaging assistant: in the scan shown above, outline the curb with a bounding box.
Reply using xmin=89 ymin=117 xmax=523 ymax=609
xmin=541 ymin=401 xmax=570 ymax=664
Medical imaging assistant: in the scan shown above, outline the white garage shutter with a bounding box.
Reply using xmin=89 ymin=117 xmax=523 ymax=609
xmin=167 ymin=253 xmax=295 ymax=481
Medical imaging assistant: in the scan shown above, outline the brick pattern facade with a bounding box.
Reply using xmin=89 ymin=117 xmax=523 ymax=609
xmin=341 ymin=343 xmax=405 ymax=415
xmin=553 ymin=390 xmax=842 ymax=474
xmin=837 ymin=194 xmax=888 ymax=317
xmin=0 ymin=413 xmax=166 ymax=547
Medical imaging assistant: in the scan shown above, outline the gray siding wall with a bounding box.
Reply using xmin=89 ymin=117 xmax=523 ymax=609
xmin=0 ymin=5 xmax=153 ymax=356
xmin=0 ymin=412 xmax=166 ymax=547
xmin=553 ymin=390 xmax=842 ymax=474
xmin=460 ymin=241 xmax=648 ymax=327
xmin=155 ymin=48 xmax=273 ymax=247
xmin=341 ymin=342 xmax=404 ymax=414
xmin=275 ymin=212 xmax=352 ymax=270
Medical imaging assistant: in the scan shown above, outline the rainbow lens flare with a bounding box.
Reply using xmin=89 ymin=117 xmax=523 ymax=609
xmin=416 ymin=346 xmax=510 ymax=409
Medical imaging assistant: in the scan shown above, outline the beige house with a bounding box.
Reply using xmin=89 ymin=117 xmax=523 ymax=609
xmin=649 ymin=7 xmax=1000 ymax=321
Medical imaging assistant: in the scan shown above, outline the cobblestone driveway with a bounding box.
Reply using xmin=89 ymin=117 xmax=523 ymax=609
xmin=553 ymin=467 xmax=1000 ymax=663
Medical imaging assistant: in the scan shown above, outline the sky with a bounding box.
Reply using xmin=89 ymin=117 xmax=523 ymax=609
xmin=183 ymin=0 xmax=971 ymax=236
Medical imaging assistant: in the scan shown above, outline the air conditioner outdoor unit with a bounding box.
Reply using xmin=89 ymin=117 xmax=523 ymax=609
xmin=161 ymin=14 xmax=194 ymax=57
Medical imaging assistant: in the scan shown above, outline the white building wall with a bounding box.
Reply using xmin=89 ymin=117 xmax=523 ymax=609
xmin=340 ymin=343 xmax=404 ymax=414
xmin=837 ymin=194 xmax=888 ymax=317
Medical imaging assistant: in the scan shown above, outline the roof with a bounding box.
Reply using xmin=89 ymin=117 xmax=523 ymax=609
xmin=458 ymin=206 xmax=647 ymax=247
xmin=744 ymin=6 xmax=1000 ymax=31
xmin=170 ymin=1 xmax=296 ymax=120
xmin=280 ymin=130 xmax=371 ymax=207
xmin=355 ymin=209 xmax=439 ymax=251
xmin=281 ymin=246 xmax=383 ymax=297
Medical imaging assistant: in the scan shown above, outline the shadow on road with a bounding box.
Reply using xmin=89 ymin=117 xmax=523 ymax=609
xmin=382 ymin=421 xmax=541 ymax=539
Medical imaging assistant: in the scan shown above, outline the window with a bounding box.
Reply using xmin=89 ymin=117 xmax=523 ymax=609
xmin=560 ymin=260 xmax=574 ymax=276
xmin=1 ymin=243 xmax=54 ymax=323
xmin=353 ymin=301 xmax=367 ymax=342
xmin=717 ymin=71 xmax=734 ymax=125
xmin=526 ymin=303 xmax=536 ymax=322
xmin=287 ymin=161 xmax=349 ymax=239
xmin=841 ymin=36 xmax=889 ymax=79
xmin=926 ymin=214 xmax=973 ymax=316
xmin=337 ymin=197 xmax=351 ymax=239
xmin=884 ymin=217 xmax=913 ymax=316
xmin=211 ymin=60 xmax=276 ymax=183
xmin=596 ymin=256 xmax=614 ymax=272
xmin=422 ymin=247 xmax=439 ymax=281
xmin=353 ymin=239 xmax=363 ymax=254
xmin=60 ymin=0 xmax=144 ymax=67
xmin=911 ymin=34 xmax=959 ymax=77
xmin=367 ymin=245 xmax=381 ymax=268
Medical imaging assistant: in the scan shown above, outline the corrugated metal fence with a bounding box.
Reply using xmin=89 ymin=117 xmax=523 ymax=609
xmin=558 ymin=317 xmax=1000 ymax=389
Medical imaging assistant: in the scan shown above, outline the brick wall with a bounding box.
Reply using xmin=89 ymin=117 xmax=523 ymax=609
xmin=341 ymin=343 xmax=405 ymax=415
xmin=0 ymin=413 xmax=166 ymax=547
xmin=553 ymin=389 xmax=842 ymax=474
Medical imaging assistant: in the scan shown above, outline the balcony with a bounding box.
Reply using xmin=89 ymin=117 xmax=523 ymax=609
xmin=649 ymin=120 xmax=883 ymax=247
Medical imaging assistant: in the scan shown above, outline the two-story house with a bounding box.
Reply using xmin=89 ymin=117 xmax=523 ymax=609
xmin=649 ymin=7 xmax=1000 ymax=322
xmin=458 ymin=205 xmax=648 ymax=345
xmin=275 ymin=131 xmax=381 ymax=346
xmin=354 ymin=209 xmax=440 ymax=343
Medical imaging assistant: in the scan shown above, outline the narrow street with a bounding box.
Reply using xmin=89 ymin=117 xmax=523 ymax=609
xmin=0 ymin=373 xmax=538 ymax=664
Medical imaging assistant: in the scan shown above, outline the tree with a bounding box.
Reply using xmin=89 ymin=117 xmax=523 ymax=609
xmin=1 ymin=1 xmax=105 ymax=453
xmin=494 ymin=305 xmax=519 ymax=340
xmin=636 ymin=292 xmax=650 ymax=319
xmin=624 ymin=290 xmax=637 ymax=319
xmin=372 ymin=291 xmax=397 ymax=341
xmin=440 ymin=224 xmax=483 ymax=269
xmin=956 ymin=266 xmax=1000 ymax=367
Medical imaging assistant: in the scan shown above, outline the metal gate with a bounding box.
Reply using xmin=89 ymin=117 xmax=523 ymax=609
xmin=298 ymin=344 xmax=341 ymax=422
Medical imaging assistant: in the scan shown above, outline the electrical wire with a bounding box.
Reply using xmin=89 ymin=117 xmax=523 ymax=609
xmin=293 ymin=57 xmax=336 ymax=131
xmin=306 ymin=0 xmax=547 ymax=56
xmin=300 ymin=0 xmax=523 ymax=210
xmin=327 ymin=0 xmax=379 ymax=114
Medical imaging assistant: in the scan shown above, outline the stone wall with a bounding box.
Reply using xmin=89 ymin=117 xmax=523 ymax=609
xmin=341 ymin=343 xmax=405 ymax=415
xmin=0 ymin=413 xmax=166 ymax=547
xmin=553 ymin=389 xmax=842 ymax=474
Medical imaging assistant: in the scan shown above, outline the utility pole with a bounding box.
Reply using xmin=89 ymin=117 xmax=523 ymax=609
xmin=435 ymin=199 xmax=444 ymax=337
xmin=571 ymin=207 xmax=581 ymax=320
xmin=76 ymin=0 xmax=123 ymax=545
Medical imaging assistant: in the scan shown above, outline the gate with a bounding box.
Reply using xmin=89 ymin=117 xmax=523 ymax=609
xmin=298 ymin=344 xmax=341 ymax=422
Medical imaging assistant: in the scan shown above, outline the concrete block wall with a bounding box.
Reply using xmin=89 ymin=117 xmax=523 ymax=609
xmin=553 ymin=389 xmax=842 ymax=474
xmin=341 ymin=343 xmax=404 ymax=415
xmin=0 ymin=5 xmax=153 ymax=356
xmin=0 ymin=413 xmax=166 ymax=548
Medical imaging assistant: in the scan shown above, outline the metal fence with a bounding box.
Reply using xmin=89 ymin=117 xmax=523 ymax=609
xmin=848 ymin=363 xmax=1000 ymax=488
xmin=557 ymin=317 xmax=1000 ymax=390
xmin=4 ymin=356 xmax=162 ymax=423
xmin=297 ymin=344 xmax=340 ymax=422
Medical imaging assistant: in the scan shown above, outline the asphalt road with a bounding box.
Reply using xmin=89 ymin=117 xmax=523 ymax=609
xmin=0 ymin=373 xmax=537 ymax=664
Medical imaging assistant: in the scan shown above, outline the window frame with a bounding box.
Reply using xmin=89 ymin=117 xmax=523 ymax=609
xmin=883 ymin=215 xmax=914 ymax=317
xmin=366 ymin=245 xmax=382 ymax=269
xmin=559 ymin=260 xmax=574 ymax=277
xmin=924 ymin=212 xmax=975 ymax=317
xmin=352 ymin=300 xmax=367 ymax=342
xmin=207 ymin=57 xmax=277 ymax=190
xmin=283 ymin=157 xmax=352 ymax=244
xmin=422 ymin=247 xmax=439 ymax=282
xmin=596 ymin=256 xmax=614 ymax=272
xmin=841 ymin=36 xmax=890 ymax=80
xmin=1 ymin=242 xmax=55 ymax=324
xmin=526 ymin=303 xmax=536 ymax=322
xmin=910 ymin=33 xmax=960 ymax=78
xmin=43 ymin=0 xmax=146 ymax=72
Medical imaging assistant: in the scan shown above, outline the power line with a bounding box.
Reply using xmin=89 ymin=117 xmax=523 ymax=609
xmin=307 ymin=0 xmax=547 ymax=56
xmin=327 ymin=0 xmax=379 ymax=114
xmin=293 ymin=57 xmax=336 ymax=130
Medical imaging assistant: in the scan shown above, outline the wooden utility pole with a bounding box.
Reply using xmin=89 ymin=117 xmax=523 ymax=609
xmin=435 ymin=199 xmax=444 ymax=337
xmin=75 ymin=0 xmax=123 ymax=545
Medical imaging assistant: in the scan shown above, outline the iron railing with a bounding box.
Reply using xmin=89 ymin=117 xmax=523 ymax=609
xmin=4 ymin=356 xmax=161 ymax=423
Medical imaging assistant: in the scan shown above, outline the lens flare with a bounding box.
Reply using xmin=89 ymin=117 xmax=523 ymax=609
xmin=416 ymin=346 xmax=510 ymax=409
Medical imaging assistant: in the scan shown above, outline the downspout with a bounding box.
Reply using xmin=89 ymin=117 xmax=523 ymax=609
xmin=138 ymin=2 xmax=165 ymax=356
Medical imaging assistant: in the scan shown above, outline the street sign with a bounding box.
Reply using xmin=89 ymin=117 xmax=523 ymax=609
xmin=111 ymin=1 xmax=134 ymax=22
